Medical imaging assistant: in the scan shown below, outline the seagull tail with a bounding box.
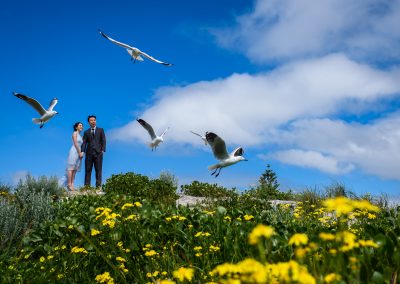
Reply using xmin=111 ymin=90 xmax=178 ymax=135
xmin=32 ymin=118 xmax=41 ymax=125
xmin=208 ymin=164 xmax=219 ymax=171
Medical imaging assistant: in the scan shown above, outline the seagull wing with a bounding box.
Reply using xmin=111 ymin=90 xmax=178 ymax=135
xmin=99 ymin=30 xmax=135 ymax=50
xmin=206 ymin=132 xmax=229 ymax=160
xmin=47 ymin=98 xmax=58 ymax=111
xmin=137 ymin=119 xmax=157 ymax=140
xmin=230 ymin=147 xmax=244 ymax=157
xmin=13 ymin=92 xmax=46 ymax=115
xmin=139 ymin=50 xmax=173 ymax=66
xmin=160 ymin=127 xmax=169 ymax=138
xmin=190 ymin=131 xmax=203 ymax=138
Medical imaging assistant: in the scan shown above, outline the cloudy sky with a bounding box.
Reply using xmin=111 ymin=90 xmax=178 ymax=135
xmin=1 ymin=0 xmax=399 ymax=197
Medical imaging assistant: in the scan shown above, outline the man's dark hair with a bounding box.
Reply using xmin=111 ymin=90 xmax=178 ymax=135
xmin=73 ymin=122 xmax=82 ymax=131
xmin=87 ymin=115 xmax=96 ymax=122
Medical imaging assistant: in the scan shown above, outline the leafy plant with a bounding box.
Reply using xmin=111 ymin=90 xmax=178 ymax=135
xmin=104 ymin=172 xmax=178 ymax=205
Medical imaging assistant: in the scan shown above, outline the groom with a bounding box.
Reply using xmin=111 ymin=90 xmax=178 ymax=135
xmin=81 ymin=115 xmax=106 ymax=189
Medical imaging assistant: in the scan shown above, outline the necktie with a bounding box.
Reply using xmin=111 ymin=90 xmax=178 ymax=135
xmin=91 ymin=128 xmax=95 ymax=137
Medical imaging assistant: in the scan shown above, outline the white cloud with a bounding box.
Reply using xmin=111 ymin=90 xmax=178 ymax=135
xmin=110 ymin=54 xmax=400 ymax=147
xmin=267 ymin=114 xmax=400 ymax=179
xmin=265 ymin=149 xmax=355 ymax=174
xmin=212 ymin=0 xmax=400 ymax=63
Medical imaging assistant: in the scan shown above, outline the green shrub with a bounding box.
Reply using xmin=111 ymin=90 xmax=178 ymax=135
xmin=15 ymin=174 xmax=65 ymax=200
xmin=104 ymin=172 xmax=178 ymax=205
xmin=159 ymin=170 xmax=179 ymax=189
xmin=0 ymin=184 xmax=57 ymax=254
xmin=180 ymin=181 xmax=234 ymax=198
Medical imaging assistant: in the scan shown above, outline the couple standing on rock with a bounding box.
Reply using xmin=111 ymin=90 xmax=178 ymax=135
xmin=66 ymin=115 xmax=106 ymax=191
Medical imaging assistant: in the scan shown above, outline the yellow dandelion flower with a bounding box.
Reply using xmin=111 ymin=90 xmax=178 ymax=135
xmin=358 ymin=239 xmax=379 ymax=248
xmin=121 ymin=203 xmax=134 ymax=210
xmin=173 ymin=267 xmax=195 ymax=282
xmin=194 ymin=246 xmax=202 ymax=251
xmin=319 ymin=232 xmax=335 ymax=241
xmin=95 ymin=272 xmax=114 ymax=284
xmin=116 ymin=256 xmax=127 ymax=263
xmin=40 ymin=256 xmax=45 ymax=262
xmin=244 ymin=214 xmax=254 ymax=221
xmin=71 ymin=246 xmax=88 ymax=254
xmin=134 ymin=201 xmax=142 ymax=207
xmin=324 ymin=273 xmax=342 ymax=283
xmin=248 ymin=224 xmax=275 ymax=245
xmin=91 ymin=228 xmax=101 ymax=236
xmin=289 ymin=233 xmax=309 ymax=246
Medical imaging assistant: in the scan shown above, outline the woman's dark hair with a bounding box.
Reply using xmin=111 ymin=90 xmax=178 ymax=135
xmin=87 ymin=115 xmax=96 ymax=122
xmin=73 ymin=122 xmax=82 ymax=131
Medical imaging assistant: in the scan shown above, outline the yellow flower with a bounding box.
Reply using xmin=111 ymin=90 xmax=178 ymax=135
xmin=95 ymin=272 xmax=114 ymax=284
xmin=40 ymin=256 xmax=45 ymax=263
xmin=319 ymin=232 xmax=335 ymax=241
xmin=209 ymin=245 xmax=220 ymax=252
xmin=121 ymin=203 xmax=134 ymax=210
xmin=158 ymin=280 xmax=175 ymax=284
xmin=244 ymin=214 xmax=254 ymax=221
xmin=125 ymin=214 xmax=137 ymax=221
xmin=145 ymin=250 xmax=158 ymax=257
xmin=193 ymin=246 xmax=202 ymax=251
xmin=173 ymin=267 xmax=195 ymax=282
xmin=295 ymin=247 xmax=309 ymax=258
xmin=47 ymin=255 xmax=54 ymax=260
xmin=178 ymin=216 xmax=186 ymax=221
xmin=288 ymin=233 xmax=309 ymax=246
xmin=91 ymin=228 xmax=101 ymax=236
xmin=195 ymin=253 xmax=202 ymax=257
xmin=324 ymin=273 xmax=342 ymax=283
xmin=224 ymin=216 xmax=232 ymax=222
xmin=367 ymin=213 xmax=376 ymax=219
xmin=323 ymin=197 xmax=353 ymax=216
xmin=116 ymin=256 xmax=127 ymax=263
xmin=248 ymin=224 xmax=275 ymax=245
xmin=165 ymin=217 xmax=172 ymax=222
xmin=358 ymin=239 xmax=379 ymax=248
xmin=134 ymin=201 xmax=142 ymax=207
xmin=71 ymin=246 xmax=88 ymax=254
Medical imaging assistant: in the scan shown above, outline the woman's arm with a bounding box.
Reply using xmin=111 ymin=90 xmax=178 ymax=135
xmin=72 ymin=132 xmax=81 ymax=154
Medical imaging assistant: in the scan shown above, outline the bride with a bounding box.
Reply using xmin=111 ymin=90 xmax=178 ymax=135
xmin=66 ymin=122 xmax=84 ymax=191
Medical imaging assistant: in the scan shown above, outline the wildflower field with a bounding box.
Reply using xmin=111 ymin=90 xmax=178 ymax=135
xmin=0 ymin=173 xmax=399 ymax=283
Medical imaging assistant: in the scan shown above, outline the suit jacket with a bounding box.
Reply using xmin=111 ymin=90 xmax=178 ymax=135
xmin=81 ymin=127 xmax=106 ymax=156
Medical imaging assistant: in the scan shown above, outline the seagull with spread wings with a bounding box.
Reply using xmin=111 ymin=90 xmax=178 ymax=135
xmin=137 ymin=119 xmax=169 ymax=151
xmin=13 ymin=92 xmax=58 ymax=128
xmin=206 ymin=132 xmax=247 ymax=177
xmin=99 ymin=30 xmax=173 ymax=66
xmin=190 ymin=130 xmax=208 ymax=145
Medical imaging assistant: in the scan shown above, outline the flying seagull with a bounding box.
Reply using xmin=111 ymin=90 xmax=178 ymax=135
xmin=206 ymin=132 xmax=247 ymax=177
xmin=99 ymin=30 xmax=173 ymax=66
xmin=190 ymin=131 xmax=208 ymax=145
xmin=13 ymin=92 xmax=58 ymax=128
xmin=137 ymin=118 xmax=169 ymax=151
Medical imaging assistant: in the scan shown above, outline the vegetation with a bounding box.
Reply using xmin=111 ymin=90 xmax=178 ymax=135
xmin=0 ymin=169 xmax=399 ymax=283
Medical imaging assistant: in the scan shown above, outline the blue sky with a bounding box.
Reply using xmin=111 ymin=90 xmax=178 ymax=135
xmin=1 ymin=0 xmax=400 ymax=198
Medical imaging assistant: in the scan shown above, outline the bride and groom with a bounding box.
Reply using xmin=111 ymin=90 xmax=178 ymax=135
xmin=66 ymin=115 xmax=106 ymax=191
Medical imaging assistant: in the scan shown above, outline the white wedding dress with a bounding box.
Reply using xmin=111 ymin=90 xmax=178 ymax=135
xmin=66 ymin=132 xmax=83 ymax=171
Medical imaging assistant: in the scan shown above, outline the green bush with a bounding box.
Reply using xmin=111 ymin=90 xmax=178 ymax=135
xmin=180 ymin=181 xmax=234 ymax=198
xmin=104 ymin=172 xmax=178 ymax=205
xmin=0 ymin=184 xmax=57 ymax=255
xmin=15 ymin=174 xmax=65 ymax=200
